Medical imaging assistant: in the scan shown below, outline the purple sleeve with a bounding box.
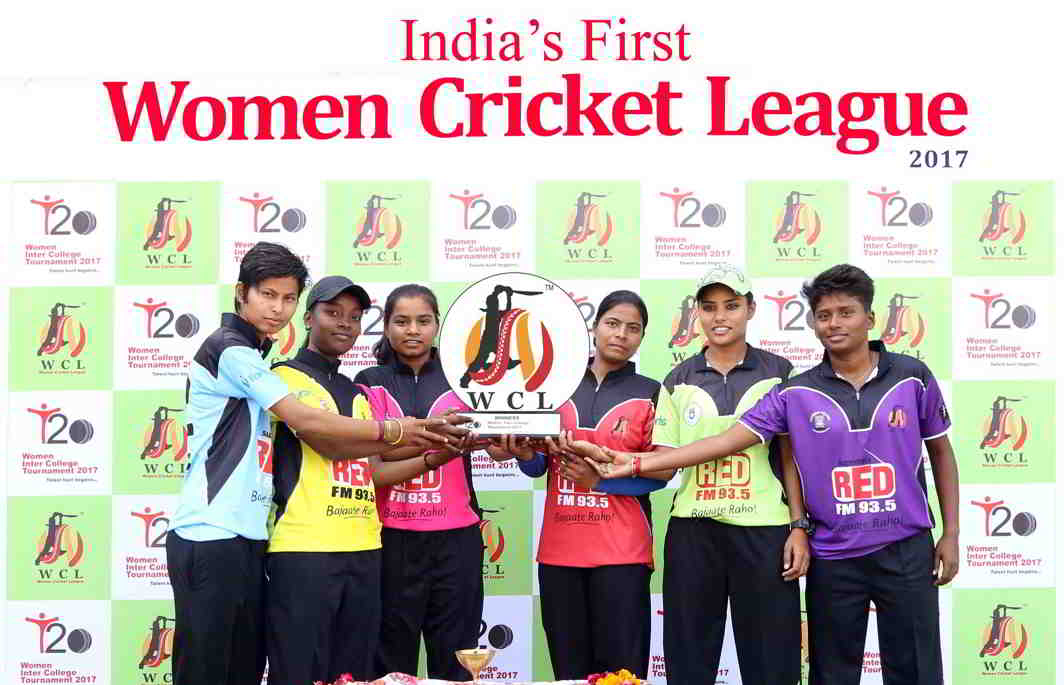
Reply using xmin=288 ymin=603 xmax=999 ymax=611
xmin=737 ymin=385 xmax=789 ymax=444
xmin=919 ymin=373 xmax=951 ymax=439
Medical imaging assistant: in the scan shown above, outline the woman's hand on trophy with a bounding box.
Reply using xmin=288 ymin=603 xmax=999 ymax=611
xmin=555 ymin=431 xmax=609 ymax=463
xmin=455 ymin=431 xmax=492 ymax=456
xmin=560 ymin=451 xmax=601 ymax=491
xmin=485 ymin=435 xmax=537 ymax=462
xmin=428 ymin=408 xmax=475 ymax=441
xmin=393 ymin=417 xmax=452 ymax=450
xmin=584 ymin=447 xmax=635 ymax=479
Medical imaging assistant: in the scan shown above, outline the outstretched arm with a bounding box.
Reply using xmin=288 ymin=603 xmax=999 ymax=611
xmin=575 ymin=423 xmax=762 ymax=479
xmin=271 ymin=395 xmax=452 ymax=460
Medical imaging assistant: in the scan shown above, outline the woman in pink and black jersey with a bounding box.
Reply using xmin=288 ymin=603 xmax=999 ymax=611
xmin=492 ymin=290 xmax=675 ymax=680
xmin=353 ymin=284 xmax=483 ymax=681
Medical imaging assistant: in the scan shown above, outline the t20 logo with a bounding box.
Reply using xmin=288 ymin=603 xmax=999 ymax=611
xmin=970 ymin=290 xmax=1036 ymax=330
xmin=450 ymin=189 xmax=517 ymax=230
xmin=31 ymin=195 xmax=97 ymax=235
xmin=867 ymin=187 xmax=933 ymax=227
xmin=130 ymin=507 xmax=170 ymax=548
xmin=25 ymin=613 xmax=92 ymax=654
xmin=659 ymin=187 xmax=726 ymax=228
xmin=133 ymin=298 xmax=200 ymax=338
xmin=239 ymin=192 xmax=306 ymax=233
xmin=27 ymin=403 xmax=94 ymax=445
xmin=970 ymin=496 xmax=1036 ymax=537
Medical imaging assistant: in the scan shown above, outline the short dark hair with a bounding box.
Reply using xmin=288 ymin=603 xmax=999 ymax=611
xmin=801 ymin=264 xmax=875 ymax=313
xmin=594 ymin=290 xmax=649 ymax=331
xmin=372 ymin=284 xmax=440 ymax=364
xmin=235 ymin=242 xmax=309 ymax=311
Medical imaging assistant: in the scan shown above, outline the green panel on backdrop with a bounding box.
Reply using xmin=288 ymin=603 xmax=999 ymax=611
xmin=953 ymin=588 xmax=1055 ymax=683
xmin=111 ymin=599 xmax=178 ymax=685
xmin=745 ymin=181 xmax=848 ymax=277
xmin=325 ymin=181 xmax=430 ymax=282
xmin=7 ymin=496 xmax=111 ymax=600
xmin=10 ymin=287 xmax=114 ymax=391
xmin=116 ymin=182 xmax=221 ymax=285
xmin=479 ymin=490 xmax=533 ymax=596
xmin=952 ymin=381 xmax=1054 ymax=484
xmin=536 ymin=181 xmax=640 ymax=279
xmin=650 ymin=487 xmax=676 ymax=594
xmin=433 ymin=281 xmax=470 ymax=330
xmin=871 ymin=277 xmax=952 ymax=379
xmin=638 ymin=279 xmax=704 ymax=385
xmin=112 ymin=389 xmax=189 ymax=495
xmin=952 ymin=181 xmax=1054 ymax=276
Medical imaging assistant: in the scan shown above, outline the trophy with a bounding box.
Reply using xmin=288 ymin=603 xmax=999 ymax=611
xmin=439 ymin=273 xmax=589 ymax=437
xmin=455 ymin=647 xmax=496 ymax=682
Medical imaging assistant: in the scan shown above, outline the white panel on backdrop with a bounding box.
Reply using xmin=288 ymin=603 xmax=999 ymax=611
xmin=8 ymin=391 xmax=113 ymax=495
xmin=111 ymin=495 xmax=178 ymax=601
xmin=649 ymin=592 xmax=742 ymax=685
xmin=640 ymin=181 xmax=746 ymax=280
xmin=10 ymin=183 xmax=117 ymax=287
xmin=951 ymin=277 xmax=1053 ymax=381
xmin=955 ymin=484 xmax=1055 ymax=588
xmin=471 ymin=451 xmax=537 ymax=492
xmin=849 ymin=181 xmax=951 ymax=277
xmin=5 ymin=601 xmax=111 ymax=685
xmin=431 ymin=182 xmax=536 ymax=281
xmin=744 ymin=277 xmax=822 ymax=374
xmin=860 ymin=604 xmax=883 ymax=685
xmin=113 ymin=286 xmax=219 ymax=390
xmin=479 ymin=595 xmax=533 ymax=682
xmin=220 ymin=182 xmax=327 ymax=284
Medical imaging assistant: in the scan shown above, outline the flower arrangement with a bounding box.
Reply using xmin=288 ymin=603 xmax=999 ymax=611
xmin=313 ymin=675 xmax=358 ymax=685
xmin=312 ymin=674 xmax=418 ymax=685
xmin=587 ymin=669 xmax=644 ymax=685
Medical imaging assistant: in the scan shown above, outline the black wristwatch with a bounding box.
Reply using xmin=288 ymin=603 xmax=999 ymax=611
xmin=790 ymin=516 xmax=815 ymax=536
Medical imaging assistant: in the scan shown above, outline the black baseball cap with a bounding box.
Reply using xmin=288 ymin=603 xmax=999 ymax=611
xmin=306 ymin=275 xmax=372 ymax=311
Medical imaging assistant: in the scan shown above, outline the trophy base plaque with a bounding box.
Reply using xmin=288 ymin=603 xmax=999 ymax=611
xmin=460 ymin=411 xmax=561 ymax=437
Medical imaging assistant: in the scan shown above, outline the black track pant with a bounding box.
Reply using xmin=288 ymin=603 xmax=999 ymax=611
xmin=265 ymin=550 xmax=382 ymax=684
xmin=538 ymin=563 xmax=652 ymax=680
xmin=376 ymin=524 xmax=484 ymax=680
xmin=807 ymin=531 xmax=942 ymax=685
xmin=663 ymin=517 xmax=800 ymax=685
xmin=166 ymin=533 xmax=266 ymax=685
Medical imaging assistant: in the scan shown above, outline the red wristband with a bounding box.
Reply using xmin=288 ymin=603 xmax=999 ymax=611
xmin=632 ymin=455 xmax=642 ymax=478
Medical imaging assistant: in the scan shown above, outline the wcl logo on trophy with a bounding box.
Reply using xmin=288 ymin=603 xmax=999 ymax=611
xmin=440 ymin=272 xmax=588 ymax=436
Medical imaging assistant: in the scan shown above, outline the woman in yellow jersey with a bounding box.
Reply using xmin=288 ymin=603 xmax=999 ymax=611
xmin=265 ymin=276 xmax=472 ymax=685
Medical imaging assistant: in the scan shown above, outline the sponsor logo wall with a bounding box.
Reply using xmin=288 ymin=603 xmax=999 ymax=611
xmin=3 ymin=180 xmax=1055 ymax=684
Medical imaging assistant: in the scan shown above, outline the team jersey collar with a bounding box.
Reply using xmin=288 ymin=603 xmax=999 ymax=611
xmin=817 ymin=339 xmax=892 ymax=380
xmin=295 ymin=347 xmax=342 ymax=376
xmin=695 ymin=344 xmax=758 ymax=373
xmin=221 ymin=313 xmax=274 ymax=357
xmin=584 ymin=358 xmax=636 ymax=385
xmin=390 ymin=346 xmax=440 ymax=377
